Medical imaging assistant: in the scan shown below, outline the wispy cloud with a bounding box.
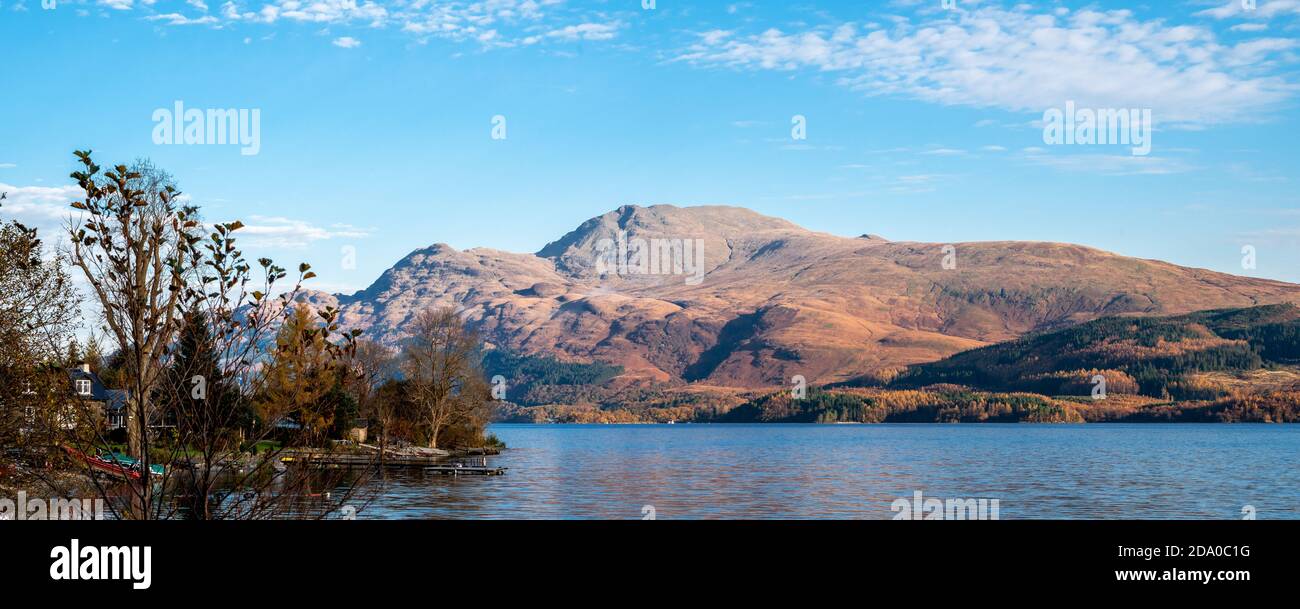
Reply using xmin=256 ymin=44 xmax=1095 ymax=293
xmin=218 ymin=0 xmax=388 ymax=26
xmin=1199 ymin=0 xmax=1300 ymax=20
xmin=238 ymin=215 xmax=374 ymax=248
xmin=146 ymin=12 xmax=218 ymax=25
xmin=675 ymin=5 xmax=1299 ymax=126
xmin=0 ymin=182 xmax=85 ymax=250
xmin=126 ymin=0 xmax=627 ymax=49
xmin=920 ymin=147 xmax=966 ymax=157
xmin=542 ymin=21 xmax=620 ymax=42
xmin=0 ymin=183 xmax=372 ymax=251
xmin=332 ymin=35 xmax=361 ymax=48
xmin=1018 ymin=149 xmax=1193 ymax=176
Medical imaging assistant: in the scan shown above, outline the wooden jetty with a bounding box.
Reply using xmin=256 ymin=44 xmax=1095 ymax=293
xmin=424 ymin=465 xmax=507 ymax=476
xmin=280 ymin=450 xmax=506 ymax=475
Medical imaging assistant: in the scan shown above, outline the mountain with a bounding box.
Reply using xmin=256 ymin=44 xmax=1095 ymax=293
xmin=303 ymin=204 xmax=1300 ymax=390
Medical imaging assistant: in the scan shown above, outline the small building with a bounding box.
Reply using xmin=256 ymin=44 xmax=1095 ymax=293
xmin=68 ymin=363 xmax=129 ymax=430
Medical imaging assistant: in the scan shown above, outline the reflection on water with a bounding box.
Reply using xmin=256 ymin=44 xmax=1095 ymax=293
xmin=350 ymin=423 xmax=1300 ymax=520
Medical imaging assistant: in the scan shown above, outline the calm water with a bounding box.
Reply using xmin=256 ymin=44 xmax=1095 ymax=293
xmin=353 ymin=424 xmax=1300 ymax=519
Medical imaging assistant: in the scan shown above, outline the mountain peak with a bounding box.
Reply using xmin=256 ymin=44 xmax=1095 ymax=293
xmin=536 ymin=204 xmax=806 ymax=277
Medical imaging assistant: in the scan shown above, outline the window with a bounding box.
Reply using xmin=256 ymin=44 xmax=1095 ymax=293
xmin=75 ymin=379 xmax=91 ymax=396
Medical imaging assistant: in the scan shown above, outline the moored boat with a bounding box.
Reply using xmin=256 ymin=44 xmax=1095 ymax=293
xmin=62 ymin=446 xmax=165 ymax=480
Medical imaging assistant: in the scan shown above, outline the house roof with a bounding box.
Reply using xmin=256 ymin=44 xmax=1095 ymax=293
xmin=104 ymin=390 xmax=129 ymax=413
xmin=68 ymin=368 xmax=129 ymax=412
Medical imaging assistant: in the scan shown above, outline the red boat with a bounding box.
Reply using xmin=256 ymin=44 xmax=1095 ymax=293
xmin=62 ymin=445 xmax=156 ymax=481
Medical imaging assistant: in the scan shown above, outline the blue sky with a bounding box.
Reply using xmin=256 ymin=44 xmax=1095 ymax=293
xmin=1 ymin=0 xmax=1299 ymax=294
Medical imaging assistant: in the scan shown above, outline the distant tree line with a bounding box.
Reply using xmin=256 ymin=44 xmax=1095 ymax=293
xmin=482 ymin=350 xmax=622 ymax=406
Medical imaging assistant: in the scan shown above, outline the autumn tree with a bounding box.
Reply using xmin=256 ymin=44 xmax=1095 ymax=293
xmin=83 ymin=333 xmax=106 ymax=376
xmin=0 ymin=192 xmax=81 ymax=454
xmin=256 ymin=304 xmax=347 ymax=445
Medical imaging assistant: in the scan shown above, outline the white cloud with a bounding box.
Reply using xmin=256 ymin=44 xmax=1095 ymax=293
xmin=108 ymin=0 xmax=611 ymax=48
xmin=0 ymin=185 xmax=375 ymax=251
xmin=676 ymin=5 xmax=1299 ymax=126
xmin=332 ymin=35 xmax=361 ymax=48
xmin=217 ymin=0 xmax=387 ymax=26
xmin=920 ymin=147 xmax=966 ymax=156
xmin=1199 ymin=0 xmax=1300 ymax=20
xmin=146 ymin=12 xmax=218 ymax=25
xmin=545 ymin=21 xmax=620 ymax=41
xmin=408 ymin=0 xmax=555 ymax=28
xmin=237 ymin=215 xmax=373 ymax=248
xmin=398 ymin=1 xmax=617 ymax=48
xmin=1018 ymin=150 xmax=1193 ymax=176
xmin=894 ymin=174 xmax=947 ymax=183
xmin=0 ymin=182 xmax=84 ymax=242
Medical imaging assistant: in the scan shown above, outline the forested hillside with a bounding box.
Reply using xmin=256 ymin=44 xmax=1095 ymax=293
xmin=718 ymin=305 xmax=1300 ymax=423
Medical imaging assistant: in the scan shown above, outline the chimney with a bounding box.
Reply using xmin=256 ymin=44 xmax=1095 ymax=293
xmin=79 ymin=363 xmax=90 ymax=374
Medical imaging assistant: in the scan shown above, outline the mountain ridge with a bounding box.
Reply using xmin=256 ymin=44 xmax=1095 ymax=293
xmin=298 ymin=204 xmax=1300 ymax=388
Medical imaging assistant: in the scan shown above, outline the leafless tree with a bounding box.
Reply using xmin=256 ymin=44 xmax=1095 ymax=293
xmin=401 ymin=308 xmax=489 ymax=449
xmin=65 ymin=155 xmax=187 ymax=469
xmin=349 ymin=340 xmax=397 ymax=454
